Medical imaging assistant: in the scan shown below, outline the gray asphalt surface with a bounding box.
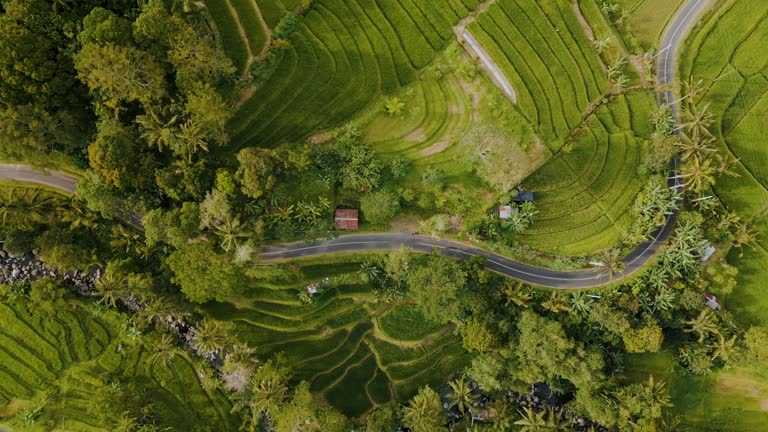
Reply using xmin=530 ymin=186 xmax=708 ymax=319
xmin=0 ymin=163 xmax=77 ymax=192
xmin=0 ymin=0 xmax=712 ymax=289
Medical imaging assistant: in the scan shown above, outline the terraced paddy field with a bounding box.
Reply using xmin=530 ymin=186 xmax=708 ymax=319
xmin=200 ymin=259 xmax=471 ymax=417
xmin=0 ymin=298 xmax=237 ymax=431
xmin=355 ymin=44 xmax=550 ymax=192
xmin=516 ymin=91 xmax=656 ymax=256
xmin=468 ymin=0 xmax=610 ymax=149
xmin=208 ymin=0 xmax=270 ymax=74
xmin=679 ymin=0 xmax=768 ymax=320
xmin=227 ymin=0 xmax=482 ymax=149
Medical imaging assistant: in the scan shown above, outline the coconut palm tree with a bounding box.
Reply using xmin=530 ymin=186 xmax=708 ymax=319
xmin=542 ymin=292 xmax=570 ymax=314
xmin=149 ymin=333 xmax=179 ymax=365
xmin=681 ymin=103 xmax=715 ymax=142
xmin=139 ymin=296 xmax=176 ymax=325
xmin=228 ymin=342 xmax=258 ymax=366
xmin=515 ymin=407 xmax=547 ymax=432
xmin=175 ymin=120 xmax=210 ymax=162
xmin=598 ymin=248 xmax=625 ymax=279
xmin=61 ymin=197 xmax=98 ymax=230
xmin=95 ymin=270 xmax=127 ymax=307
xmin=683 ymin=308 xmax=721 ymax=343
xmin=676 ymin=133 xmax=715 ymax=162
xmin=682 ymin=76 xmax=706 ymax=105
xmin=250 ymin=373 xmax=289 ymax=421
xmin=593 ymin=36 xmax=612 ymax=54
xmin=709 ymin=334 xmax=737 ymax=362
xmin=569 ymin=292 xmax=594 ymax=317
xmin=731 ymin=222 xmax=757 ymax=253
xmin=358 ymin=262 xmax=383 ymax=283
xmin=489 ymin=398 xmax=514 ymax=432
xmin=682 ymin=155 xmax=718 ymax=192
xmin=110 ymin=224 xmax=145 ymax=255
xmin=193 ymin=319 xmax=228 ymax=353
xmin=504 ymin=282 xmax=532 ymax=308
xmin=137 ymin=107 xmax=180 ymax=153
xmin=715 ymin=152 xmax=740 ymax=177
xmin=447 ymin=376 xmax=474 ymax=415
xmin=403 ymin=386 xmax=445 ymax=432
xmin=214 ymin=213 xmax=249 ymax=253
xmin=544 ymin=408 xmax=573 ymax=431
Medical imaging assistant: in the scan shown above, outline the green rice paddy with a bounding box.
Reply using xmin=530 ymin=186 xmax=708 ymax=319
xmin=199 ymin=259 xmax=471 ymax=417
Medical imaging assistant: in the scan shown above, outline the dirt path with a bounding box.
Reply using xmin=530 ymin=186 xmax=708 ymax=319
xmin=247 ymin=0 xmax=273 ymax=61
xmin=572 ymin=1 xmax=649 ymax=85
xmin=453 ymin=0 xmax=517 ymax=103
xmin=223 ymin=0 xmax=255 ymax=78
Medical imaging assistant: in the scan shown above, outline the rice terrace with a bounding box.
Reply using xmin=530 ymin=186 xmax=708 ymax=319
xmin=0 ymin=0 xmax=767 ymax=431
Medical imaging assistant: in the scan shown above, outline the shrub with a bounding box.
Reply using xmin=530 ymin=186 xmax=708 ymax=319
xmin=361 ymin=190 xmax=401 ymax=225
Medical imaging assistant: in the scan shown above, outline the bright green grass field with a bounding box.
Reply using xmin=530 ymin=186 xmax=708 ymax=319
xmin=617 ymin=0 xmax=686 ymax=49
xmin=0 ymin=299 xmax=237 ymax=431
xmin=625 ymin=351 xmax=768 ymax=431
xmin=469 ymin=0 xmax=610 ymax=149
xmin=680 ymin=0 xmax=768 ymax=323
xmin=515 ymin=91 xmax=656 ymax=256
xmin=228 ymin=0 xmax=482 ymax=149
xmin=199 ymin=258 xmax=471 ymax=417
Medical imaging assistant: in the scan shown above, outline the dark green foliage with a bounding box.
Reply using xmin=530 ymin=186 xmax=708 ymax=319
xmin=361 ymin=189 xmax=400 ymax=225
xmin=167 ymin=241 xmax=247 ymax=303
xmin=407 ymin=253 xmax=467 ymax=324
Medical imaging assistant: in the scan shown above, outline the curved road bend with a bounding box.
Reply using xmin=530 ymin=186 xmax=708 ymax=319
xmin=0 ymin=0 xmax=712 ymax=289
xmin=260 ymin=0 xmax=713 ymax=289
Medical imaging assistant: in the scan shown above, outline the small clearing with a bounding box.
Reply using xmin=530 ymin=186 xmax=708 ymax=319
xmin=404 ymin=127 xmax=427 ymax=142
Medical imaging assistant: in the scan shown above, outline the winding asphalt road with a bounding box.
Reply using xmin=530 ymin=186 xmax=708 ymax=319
xmin=0 ymin=0 xmax=712 ymax=289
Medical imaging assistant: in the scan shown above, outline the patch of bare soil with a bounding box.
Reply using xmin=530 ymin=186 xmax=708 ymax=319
xmin=309 ymin=131 xmax=334 ymax=145
xmin=388 ymin=214 xmax=421 ymax=234
xmin=420 ymin=138 xmax=452 ymax=156
xmin=457 ymin=78 xmax=482 ymax=122
xmin=233 ymin=85 xmax=257 ymax=110
xmin=447 ymin=104 xmax=460 ymax=113
xmin=404 ymin=126 xmax=427 ymax=142
xmin=761 ymin=399 xmax=768 ymax=411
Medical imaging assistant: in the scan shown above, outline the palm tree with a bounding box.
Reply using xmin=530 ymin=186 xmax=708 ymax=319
xmin=403 ymin=386 xmax=445 ymax=432
xmin=731 ymin=222 xmax=757 ymax=253
xmin=214 ymin=213 xmax=249 ymax=253
xmin=149 ymin=333 xmax=178 ymax=365
xmin=683 ymin=308 xmax=721 ymax=343
xmin=653 ymin=287 xmax=677 ymax=313
xmin=682 ymin=75 xmax=706 ymax=105
xmin=139 ymin=296 xmax=176 ymax=325
xmin=447 ymin=377 xmax=474 ymax=415
xmin=61 ymin=197 xmax=98 ymax=229
xmin=95 ymin=270 xmax=127 ymax=307
xmin=681 ymin=103 xmax=715 ymax=141
xmin=110 ymin=224 xmax=145 ymax=255
xmin=137 ymin=107 xmax=180 ymax=153
xmin=175 ymin=120 xmax=210 ymax=162
xmin=193 ymin=319 xmax=228 ymax=353
xmin=708 ymin=334 xmax=737 ymax=362
xmin=515 ymin=407 xmax=547 ymax=432
xmin=544 ymin=408 xmax=572 ymax=431
xmin=644 ymin=375 xmax=673 ymax=409
xmin=358 ymin=262 xmax=383 ymax=283
xmin=250 ymin=377 xmax=288 ymax=424
xmin=542 ymin=292 xmax=570 ymax=314
xmin=676 ymin=133 xmax=715 ymax=162
xmin=593 ymin=36 xmax=612 ymax=54
xmin=682 ymin=155 xmax=718 ymax=192
xmin=489 ymin=398 xmax=514 ymax=432
xmin=598 ymin=248 xmax=625 ymax=279
xmin=504 ymin=282 xmax=532 ymax=308
xmin=569 ymin=292 xmax=594 ymax=316
xmin=715 ymin=152 xmax=740 ymax=177
xmin=228 ymin=342 xmax=258 ymax=366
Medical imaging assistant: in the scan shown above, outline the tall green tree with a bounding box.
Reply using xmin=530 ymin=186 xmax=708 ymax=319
xmin=402 ymin=386 xmax=446 ymax=432
xmin=407 ymin=253 xmax=467 ymax=324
